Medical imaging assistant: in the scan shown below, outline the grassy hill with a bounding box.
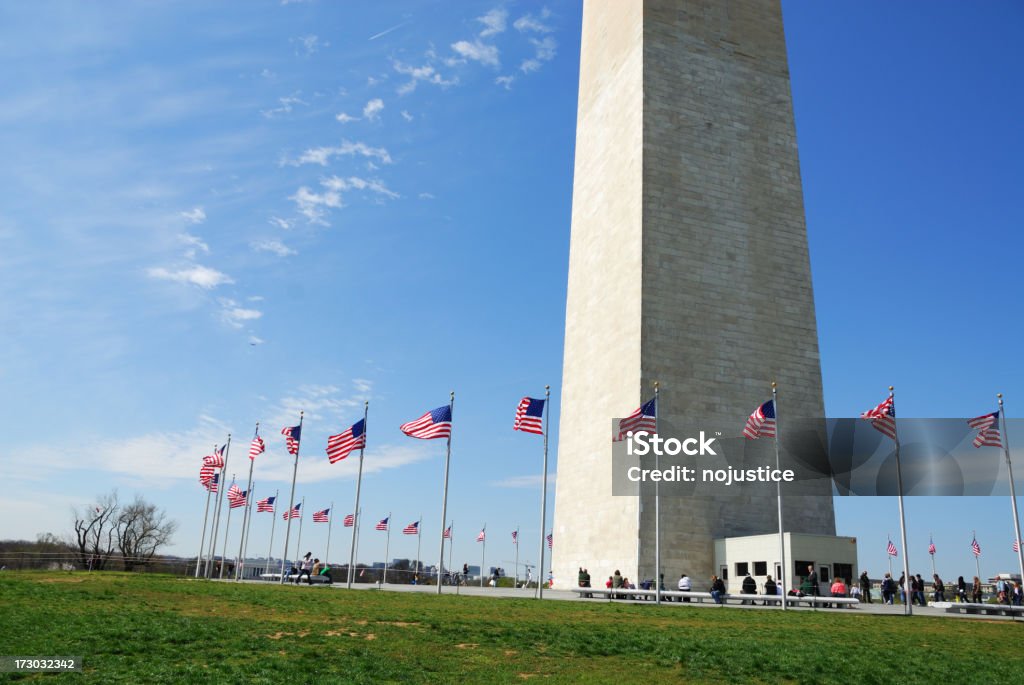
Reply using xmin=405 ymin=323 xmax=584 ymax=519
xmin=1 ymin=572 xmax=1021 ymax=683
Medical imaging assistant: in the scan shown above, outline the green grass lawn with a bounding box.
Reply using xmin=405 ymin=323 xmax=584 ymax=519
xmin=1 ymin=572 xmax=1021 ymax=684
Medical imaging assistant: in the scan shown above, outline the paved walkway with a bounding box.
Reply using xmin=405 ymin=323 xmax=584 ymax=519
xmin=227 ymin=578 xmax=1022 ymax=622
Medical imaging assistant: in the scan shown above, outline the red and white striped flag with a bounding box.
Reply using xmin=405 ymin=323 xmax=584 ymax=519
xmin=199 ymin=464 xmax=215 ymax=486
xmin=400 ymin=405 xmax=452 ymax=440
xmin=228 ymin=487 xmax=247 ymax=509
xmin=971 ymin=538 xmax=982 ymax=557
xmin=511 ymin=531 xmax=518 ymax=544
xmin=617 ymin=398 xmax=657 ymax=441
xmin=257 ymin=496 xmax=276 ymax=513
xmin=968 ymin=411 xmax=1002 ymax=448
xmin=402 ymin=521 xmax=419 ymax=535
xmin=281 ymin=425 xmax=302 ymax=455
xmin=283 ymin=503 xmax=301 ymax=520
xmin=928 ymin=538 xmax=936 ymax=555
xmin=546 ymin=533 xmax=553 ymax=550
xmin=443 ymin=525 xmax=451 ymax=539
xmin=1013 ymin=539 xmax=1020 ymax=553
xmin=887 ymin=539 xmax=898 ymax=557
xmin=343 ymin=513 xmax=355 ymax=527
xmin=743 ymin=400 xmax=776 ymax=439
xmin=327 ymin=419 xmax=366 ymax=463
xmin=476 ymin=529 xmax=486 ymax=543
xmin=514 ymin=397 xmax=545 ymax=435
xmin=375 ymin=517 xmax=389 ymax=531
xmin=249 ymin=435 xmax=265 ymax=460
xmin=313 ymin=509 xmax=330 ymax=523
xmin=203 ymin=446 xmax=225 ymax=468
xmin=862 ymin=395 xmax=897 ymax=440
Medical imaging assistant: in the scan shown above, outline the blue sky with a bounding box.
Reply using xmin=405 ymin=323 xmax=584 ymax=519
xmin=1 ymin=0 xmax=1021 ymax=582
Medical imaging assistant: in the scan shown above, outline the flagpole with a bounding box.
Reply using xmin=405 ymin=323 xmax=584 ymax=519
xmin=347 ymin=402 xmax=369 ymax=589
xmin=974 ymin=530 xmax=981 ymax=581
xmin=514 ymin=527 xmax=520 ymax=589
xmin=651 ymin=382 xmax=661 ymax=604
xmin=416 ymin=515 xmax=422 ymax=582
xmin=772 ymin=382 xmax=787 ymax=610
xmin=195 ymin=480 xmax=213 ymax=578
xmin=353 ymin=508 xmax=362 ymax=579
xmin=998 ymin=394 xmax=1024 ymax=584
xmin=326 ymin=501 xmax=334 ymax=572
xmin=207 ymin=435 xmax=231 ymax=577
xmin=538 ymin=385 xmax=550 ymax=600
xmin=383 ymin=512 xmax=392 ymax=586
xmin=294 ymin=496 xmax=306 ymax=569
xmin=436 ymin=391 xmax=455 ymax=595
xmin=219 ymin=475 xmax=236 ymax=579
xmin=890 ymin=387 xmax=912 ymax=616
xmin=279 ymin=412 xmax=303 ymax=583
xmin=205 ymin=466 xmax=220 ymax=577
xmin=236 ymin=423 xmax=258 ymax=580
xmin=447 ymin=521 xmax=454 ymax=583
xmin=266 ymin=489 xmax=279 ymax=578
xmin=929 ymin=535 xmax=936 ymax=578
xmin=888 ymin=537 xmax=893 ymax=578
xmin=480 ymin=525 xmax=486 ymax=587
xmin=238 ymin=483 xmax=255 ymax=580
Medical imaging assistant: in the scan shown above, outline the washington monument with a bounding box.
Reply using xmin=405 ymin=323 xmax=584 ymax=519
xmin=552 ymin=0 xmax=836 ymax=588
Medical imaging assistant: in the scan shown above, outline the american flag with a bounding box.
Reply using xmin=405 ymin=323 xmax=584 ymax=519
xmin=375 ymin=517 xmax=389 ymax=531
xmin=313 ymin=508 xmax=330 ymax=523
xmin=283 ymin=503 xmax=301 ymax=520
xmin=743 ymin=399 xmax=776 ymax=439
xmin=514 ymin=397 xmax=546 ymax=435
xmin=327 ymin=419 xmax=366 ymax=463
xmin=205 ymin=474 xmax=219 ymax=493
xmin=443 ymin=525 xmax=451 ymax=539
xmin=228 ymin=487 xmax=247 ymax=509
xmin=203 ymin=445 xmax=225 ymax=468
xmin=249 ymin=435 xmax=265 ymax=460
xmin=343 ymin=513 xmax=355 ymax=527
xmin=199 ymin=464 xmax=215 ymax=486
xmin=928 ymin=538 xmax=936 ymax=555
xmin=617 ymin=397 xmax=657 ymax=441
xmin=257 ymin=495 xmax=276 ymax=513
xmin=227 ymin=483 xmax=242 ymax=501
xmin=402 ymin=521 xmax=419 ymax=535
xmin=887 ymin=539 xmax=898 ymax=557
xmin=476 ymin=529 xmax=486 ymax=543
xmin=511 ymin=531 xmax=518 ymax=544
xmin=547 ymin=533 xmax=553 ymax=550
xmin=968 ymin=411 xmax=1002 ymax=448
xmin=862 ymin=395 xmax=897 ymax=440
xmin=1014 ymin=539 xmax=1020 ymax=553
xmin=281 ymin=424 xmax=302 ymax=455
xmin=971 ymin=538 xmax=982 ymax=557
xmin=400 ymin=405 xmax=452 ymax=440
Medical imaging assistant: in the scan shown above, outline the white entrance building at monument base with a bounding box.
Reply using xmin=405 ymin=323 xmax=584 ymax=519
xmin=713 ymin=533 xmax=858 ymax=595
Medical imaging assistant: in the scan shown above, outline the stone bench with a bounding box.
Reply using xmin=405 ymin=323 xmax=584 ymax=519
xmin=259 ymin=572 xmax=332 ymax=584
xmin=938 ymin=602 xmax=1024 ymax=617
xmin=572 ymin=588 xmax=860 ymax=608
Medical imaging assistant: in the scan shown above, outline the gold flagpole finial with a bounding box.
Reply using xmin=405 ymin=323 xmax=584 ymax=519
xmin=654 ymin=380 xmax=659 ymax=391
xmin=772 ymin=381 xmax=777 ymax=390
xmin=889 ymin=386 xmax=894 ymax=393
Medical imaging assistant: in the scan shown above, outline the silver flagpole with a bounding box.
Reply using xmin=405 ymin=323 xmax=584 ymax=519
xmin=888 ymin=539 xmax=893 ymax=578
xmin=416 ymin=515 xmax=422 ymax=582
xmin=195 ymin=480 xmax=213 ymax=577
xmin=279 ymin=412 xmax=304 ymax=583
xmin=325 ymin=501 xmax=334 ymax=572
xmin=514 ymin=527 xmax=519 ymax=589
xmin=930 ymin=536 xmax=936 ymax=579
xmin=773 ymin=382 xmax=787 ymax=610
xmin=383 ymin=512 xmax=392 ymax=586
xmin=238 ymin=483 xmax=255 ymax=580
xmin=974 ymin=530 xmax=981 ymax=581
xmin=266 ymin=488 xmax=279 ymax=577
xmin=436 ymin=391 xmax=455 ymax=595
xmin=348 ymin=402 xmax=369 ymax=588
xmin=447 ymin=521 xmax=453 ymax=583
xmin=236 ymin=423 xmax=258 ymax=580
xmin=205 ymin=467 xmax=220 ymax=577
xmin=538 ymin=385 xmax=550 ymax=599
xmin=890 ymin=387 xmax=912 ymax=616
xmin=654 ymin=381 xmax=661 ymax=605
xmin=207 ymin=435 xmax=231 ymax=577
xmin=218 ymin=475 xmax=236 ymax=579
xmin=480 ymin=525 xmax=486 ymax=587
xmin=294 ymin=495 xmax=306 ymax=570
xmin=998 ymin=394 xmax=1024 ymax=584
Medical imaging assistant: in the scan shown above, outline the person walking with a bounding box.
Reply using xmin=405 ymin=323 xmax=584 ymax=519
xmin=914 ymin=574 xmax=927 ymax=606
xmin=859 ymin=571 xmax=872 ymax=604
xmin=932 ymin=574 xmax=945 ymax=602
xmin=971 ymin=576 xmax=983 ymax=603
xmin=957 ymin=576 xmax=967 ymax=602
xmin=805 ymin=565 xmax=819 ymax=601
xmin=295 ymin=552 xmax=313 ymax=585
xmin=881 ymin=573 xmax=895 ymax=604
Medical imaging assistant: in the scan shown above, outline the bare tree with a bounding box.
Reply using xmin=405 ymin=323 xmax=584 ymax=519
xmin=71 ymin=491 xmax=119 ymax=570
xmin=115 ymin=495 xmax=177 ymax=571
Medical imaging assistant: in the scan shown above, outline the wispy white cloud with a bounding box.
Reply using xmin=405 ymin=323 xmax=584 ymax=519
xmin=418 ymin=192 xmax=435 ymax=200
xmin=268 ymin=216 xmax=294 ymax=230
xmin=496 ymin=75 xmax=515 ymax=89
xmin=336 ymin=111 xmax=358 ymax=123
xmin=284 ymin=140 xmax=393 ymax=166
xmin=363 ymin=98 xmax=384 ymax=120
xmin=248 ymin=335 xmax=265 ymax=346
xmin=352 ymin=378 xmax=373 ymax=393
xmin=289 ymin=184 xmax=343 ymax=224
xmin=451 ymin=39 xmax=499 ymax=67
xmin=478 ymin=8 xmax=508 ymax=37
xmin=220 ymin=299 xmax=263 ymax=328
xmin=180 ymin=207 xmax=206 ymax=224
xmin=520 ymin=36 xmax=557 ymax=73
xmin=488 ymin=474 xmax=557 ymax=489
xmin=393 ymin=61 xmax=457 ymax=95
xmin=147 ymin=265 xmax=233 ymax=289
xmin=513 ymin=10 xmax=553 ymax=33
xmin=262 ymin=94 xmax=308 ymax=118
xmin=251 ymin=239 xmax=296 ymax=257
xmin=400 ymin=110 xmax=413 ymax=122
xmin=178 ymin=232 xmax=209 ymax=258
xmin=293 ymin=34 xmax=325 ymax=56
xmin=321 ymin=175 xmax=398 ymax=199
